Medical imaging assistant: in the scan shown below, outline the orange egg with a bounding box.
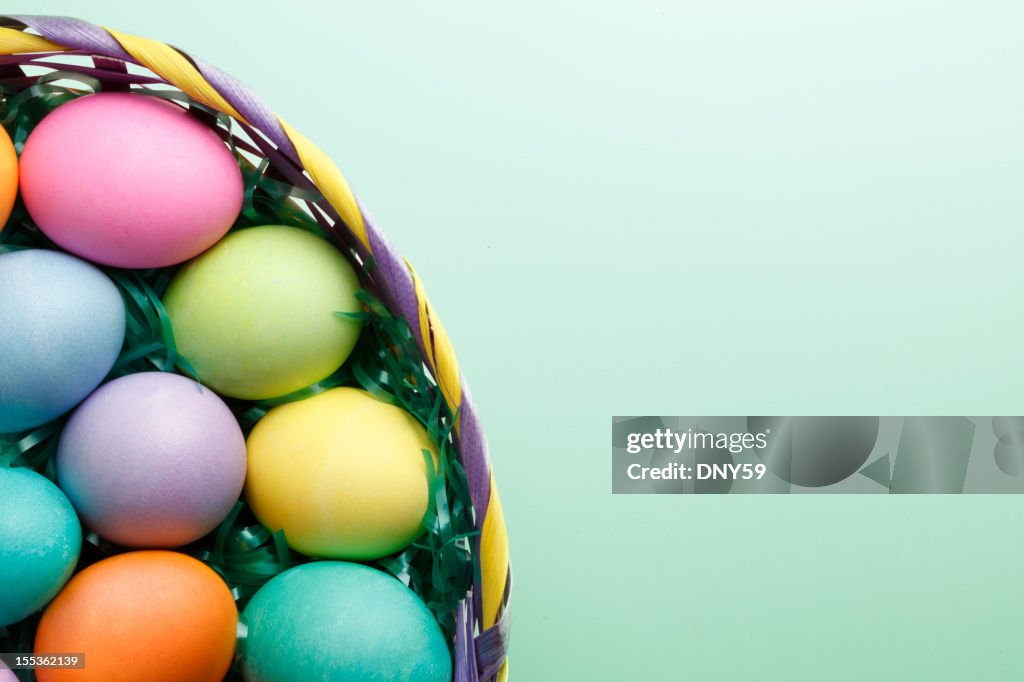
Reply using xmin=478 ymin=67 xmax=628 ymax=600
xmin=0 ymin=124 xmax=16 ymax=229
xmin=35 ymin=551 xmax=237 ymax=682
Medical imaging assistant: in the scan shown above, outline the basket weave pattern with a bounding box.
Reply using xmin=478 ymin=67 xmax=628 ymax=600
xmin=0 ymin=14 xmax=510 ymax=681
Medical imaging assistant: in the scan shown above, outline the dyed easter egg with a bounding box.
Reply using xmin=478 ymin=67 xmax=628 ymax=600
xmin=20 ymin=92 xmax=243 ymax=268
xmin=0 ymin=468 xmax=82 ymax=627
xmin=241 ymin=562 xmax=451 ymax=682
xmin=163 ymin=225 xmax=362 ymax=400
xmin=245 ymin=388 xmax=433 ymax=560
xmin=35 ymin=551 xmax=237 ymax=682
xmin=0 ymin=249 xmax=125 ymax=433
xmin=0 ymin=124 xmax=16 ymax=228
xmin=0 ymin=661 xmax=16 ymax=682
xmin=57 ymin=372 xmax=246 ymax=548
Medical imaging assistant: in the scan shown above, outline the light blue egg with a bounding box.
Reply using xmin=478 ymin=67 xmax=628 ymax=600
xmin=0 ymin=249 xmax=126 ymax=433
xmin=0 ymin=467 xmax=83 ymax=626
xmin=241 ymin=562 xmax=452 ymax=682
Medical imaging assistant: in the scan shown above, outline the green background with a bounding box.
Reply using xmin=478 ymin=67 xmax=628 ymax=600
xmin=23 ymin=1 xmax=1024 ymax=679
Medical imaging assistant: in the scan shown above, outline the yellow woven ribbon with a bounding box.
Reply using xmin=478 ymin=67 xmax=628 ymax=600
xmin=0 ymin=27 xmax=61 ymax=53
xmin=408 ymin=262 xmax=511 ymax=636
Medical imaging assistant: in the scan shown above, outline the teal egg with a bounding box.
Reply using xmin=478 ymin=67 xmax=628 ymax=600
xmin=241 ymin=562 xmax=451 ymax=682
xmin=0 ymin=467 xmax=82 ymax=626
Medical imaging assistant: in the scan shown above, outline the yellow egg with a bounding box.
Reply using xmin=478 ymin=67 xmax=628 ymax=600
xmin=0 ymin=125 xmax=17 ymax=229
xmin=245 ymin=388 xmax=435 ymax=560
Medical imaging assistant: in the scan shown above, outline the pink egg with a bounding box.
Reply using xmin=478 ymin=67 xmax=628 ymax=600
xmin=20 ymin=92 xmax=243 ymax=268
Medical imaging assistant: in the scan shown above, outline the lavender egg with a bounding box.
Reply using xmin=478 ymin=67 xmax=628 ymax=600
xmin=57 ymin=372 xmax=246 ymax=548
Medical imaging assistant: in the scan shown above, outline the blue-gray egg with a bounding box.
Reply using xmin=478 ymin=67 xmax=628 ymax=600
xmin=0 ymin=249 xmax=126 ymax=433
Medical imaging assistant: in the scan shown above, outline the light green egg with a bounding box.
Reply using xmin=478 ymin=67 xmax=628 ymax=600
xmin=163 ymin=226 xmax=362 ymax=400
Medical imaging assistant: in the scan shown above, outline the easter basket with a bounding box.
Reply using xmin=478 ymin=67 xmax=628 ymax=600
xmin=0 ymin=14 xmax=509 ymax=682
